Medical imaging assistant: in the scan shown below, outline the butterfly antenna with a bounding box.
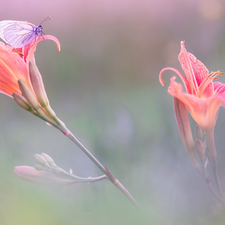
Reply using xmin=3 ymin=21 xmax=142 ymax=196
xmin=40 ymin=16 xmax=52 ymax=25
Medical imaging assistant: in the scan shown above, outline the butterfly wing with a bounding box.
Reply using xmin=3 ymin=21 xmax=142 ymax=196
xmin=0 ymin=20 xmax=37 ymax=48
xmin=0 ymin=20 xmax=18 ymax=38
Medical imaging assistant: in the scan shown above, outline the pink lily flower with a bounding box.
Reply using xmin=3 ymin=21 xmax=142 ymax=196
xmin=0 ymin=35 xmax=60 ymax=121
xmin=159 ymin=41 xmax=225 ymax=158
xmin=0 ymin=35 xmax=60 ymax=97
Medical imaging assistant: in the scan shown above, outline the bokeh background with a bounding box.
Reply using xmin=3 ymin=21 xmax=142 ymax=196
xmin=1 ymin=0 xmax=225 ymax=224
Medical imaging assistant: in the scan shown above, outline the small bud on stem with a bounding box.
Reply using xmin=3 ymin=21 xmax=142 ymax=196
xmin=29 ymin=61 xmax=49 ymax=108
xmin=41 ymin=153 xmax=57 ymax=168
xmin=29 ymin=61 xmax=57 ymax=120
xmin=18 ymin=79 xmax=45 ymax=118
xmin=195 ymin=139 xmax=205 ymax=161
xmin=12 ymin=93 xmax=33 ymax=112
xmin=195 ymin=125 xmax=204 ymax=141
xmin=34 ymin=154 xmax=48 ymax=167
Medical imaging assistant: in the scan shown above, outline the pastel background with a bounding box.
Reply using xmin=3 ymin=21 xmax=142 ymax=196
xmin=1 ymin=0 xmax=225 ymax=224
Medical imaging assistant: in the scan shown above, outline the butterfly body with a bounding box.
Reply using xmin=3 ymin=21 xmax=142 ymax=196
xmin=0 ymin=17 xmax=50 ymax=48
xmin=34 ymin=24 xmax=43 ymax=35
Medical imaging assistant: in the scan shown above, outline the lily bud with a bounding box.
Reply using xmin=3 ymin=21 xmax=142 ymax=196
xmin=12 ymin=93 xmax=32 ymax=112
xmin=195 ymin=125 xmax=204 ymax=141
xmin=29 ymin=61 xmax=49 ymax=108
xmin=34 ymin=164 xmax=44 ymax=171
xmin=41 ymin=153 xmax=57 ymax=168
xmin=14 ymin=166 xmax=72 ymax=185
xmin=18 ymin=79 xmax=45 ymax=118
xmin=29 ymin=61 xmax=57 ymax=120
xmin=195 ymin=139 xmax=205 ymax=161
xmin=34 ymin=154 xmax=48 ymax=167
xmin=174 ymin=97 xmax=199 ymax=168
xmin=43 ymin=106 xmax=57 ymax=120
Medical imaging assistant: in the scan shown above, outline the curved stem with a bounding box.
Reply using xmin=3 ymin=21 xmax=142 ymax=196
xmin=33 ymin=112 xmax=106 ymax=173
xmin=46 ymin=165 xmax=106 ymax=181
xmin=34 ymin=112 xmax=141 ymax=208
xmin=68 ymin=175 xmax=108 ymax=184
xmin=66 ymin=132 xmax=107 ymax=174
xmin=65 ymin=129 xmax=141 ymax=209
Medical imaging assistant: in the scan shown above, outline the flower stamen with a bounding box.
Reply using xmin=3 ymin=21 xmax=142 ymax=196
xmin=197 ymin=71 xmax=223 ymax=98
xmin=12 ymin=49 xmax=24 ymax=57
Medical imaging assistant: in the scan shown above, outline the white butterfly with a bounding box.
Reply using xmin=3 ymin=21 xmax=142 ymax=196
xmin=0 ymin=16 xmax=51 ymax=48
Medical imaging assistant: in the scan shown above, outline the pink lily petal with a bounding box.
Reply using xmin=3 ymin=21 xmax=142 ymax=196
xmin=0 ymin=43 xmax=29 ymax=97
xmin=168 ymin=76 xmax=225 ymax=132
xmin=213 ymin=81 xmax=225 ymax=95
xmin=0 ymin=35 xmax=60 ymax=98
xmin=159 ymin=67 xmax=188 ymax=92
xmin=25 ymin=35 xmax=60 ymax=64
xmin=178 ymin=41 xmax=213 ymax=98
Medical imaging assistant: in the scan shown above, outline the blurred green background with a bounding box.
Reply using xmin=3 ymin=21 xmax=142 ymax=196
xmin=1 ymin=0 xmax=225 ymax=224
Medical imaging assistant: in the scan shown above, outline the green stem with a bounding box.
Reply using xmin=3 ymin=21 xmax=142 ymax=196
xmin=33 ymin=113 xmax=106 ymax=173
xmin=66 ymin=132 xmax=107 ymax=174
xmin=34 ymin=112 xmax=141 ymax=208
xmin=199 ymin=160 xmax=224 ymax=207
xmin=205 ymin=130 xmax=224 ymax=200
xmin=65 ymin=129 xmax=141 ymax=209
xmin=205 ymin=149 xmax=213 ymax=169
xmin=212 ymin=158 xmax=224 ymax=200
xmin=205 ymin=129 xmax=217 ymax=159
xmin=114 ymin=180 xmax=142 ymax=209
xmin=68 ymin=175 xmax=108 ymax=184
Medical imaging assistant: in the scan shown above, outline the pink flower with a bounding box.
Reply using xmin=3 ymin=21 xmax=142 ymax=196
xmin=0 ymin=35 xmax=60 ymax=97
xmin=159 ymin=41 xmax=225 ymax=158
xmin=0 ymin=35 xmax=60 ymax=120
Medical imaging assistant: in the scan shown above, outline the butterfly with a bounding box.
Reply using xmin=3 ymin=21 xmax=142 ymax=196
xmin=0 ymin=16 xmax=51 ymax=48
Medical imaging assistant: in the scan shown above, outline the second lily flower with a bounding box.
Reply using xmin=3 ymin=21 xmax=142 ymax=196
xmin=159 ymin=41 xmax=225 ymax=158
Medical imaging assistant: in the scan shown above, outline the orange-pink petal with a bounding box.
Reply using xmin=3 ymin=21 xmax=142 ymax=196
xmin=159 ymin=67 xmax=188 ymax=92
xmin=25 ymin=35 xmax=60 ymax=64
xmin=168 ymin=76 xmax=225 ymax=131
xmin=178 ymin=41 xmax=213 ymax=98
xmin=178 ymin=41 xmax=198 ymax=95
xmin=213 ymin=81 xmax=225 ymax=95
xmin=0 ymin=42 xmax=29 ymax=97
xmin=173 ymin=97 xmax=199 ymax=168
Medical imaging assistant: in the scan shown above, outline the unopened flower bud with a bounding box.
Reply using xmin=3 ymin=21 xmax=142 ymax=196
xmin=41 ymin=153 xmax=57 ymax=168
xmin=29 ymin=61 xmax=57 ymax=120
xmin=195 ymin=139 xmax=205 ymax=161
xmin=14 ymin=166 xmax=72 ymax=185
xmin=18 ymin=79 xmax=45 ymax=118
xmin=34 ymin=164 xmax=44 ymax=171
xmin=173 ymin=98 xmax=199 ymax=168
xmin=195 ymin=125 xmax=203 ymax=141
xmin=43 ymin=106 xmax=56 ymax=120
xmin=12 ymin=93 xmax=32 ymax=112
xmin=29 ymin=61 xmax=49 ymax=108
xmin=34 ymin=154 xmax=48 ymax=167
